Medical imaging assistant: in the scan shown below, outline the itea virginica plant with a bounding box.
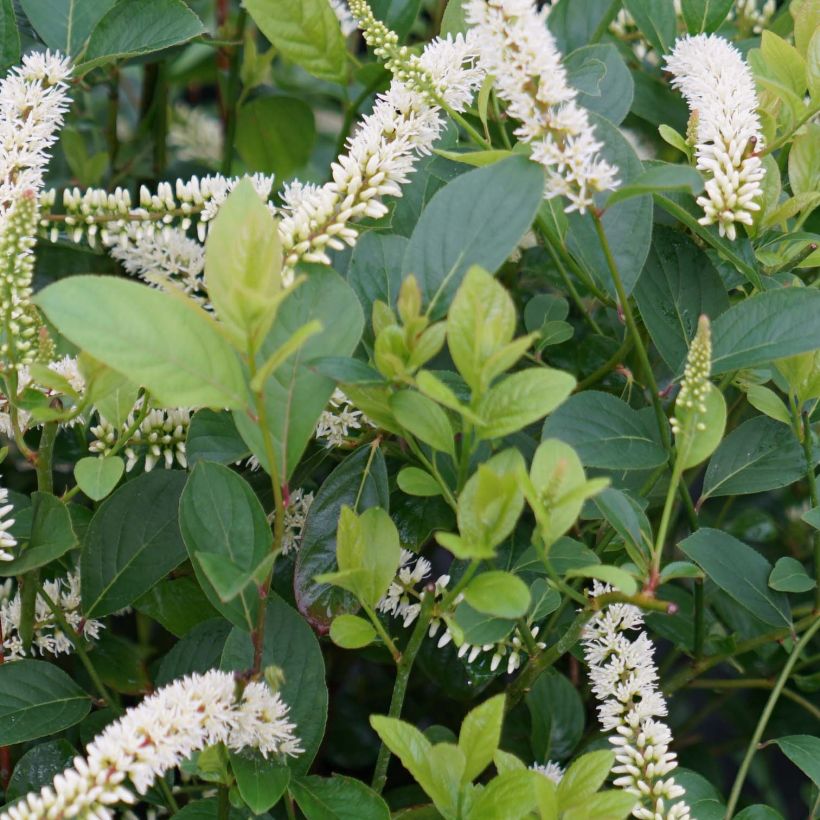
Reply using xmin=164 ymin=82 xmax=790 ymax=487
xmin=0 ymin=0 xmax=817 ymax=818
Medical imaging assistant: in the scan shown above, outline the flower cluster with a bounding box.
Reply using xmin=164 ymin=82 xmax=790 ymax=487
xmin=582 ymin=584 xmax=691 ymax=820
xmin=670 ymin=315 xmax=712 ymax=438
xmin=732 ymin=0 xmax=777 ymax=34
xmin=466 ymin=0 xmax=619 ymax=213
xmin=0 ymin=670 xmax=302 ymax=819
xmin=666 ymin=34 xmax=765 ymax=240
xmin=377 ymin=550 xmax=546 ymax=674
xmin=168 ymin=103 xmax=224 ymax=167
xmin=282 ymin=487 xmax=314 ymax=555
xmin=315 ymin=388 xmax=372 ymax=447
xmin=278 ymin=4 xmax=482 ymax=271
xmin=0 ymin=486 xmax=17 ymax=561
xmin=90 ymin=402 xmax=190 ymax=472
xmin=0 ymin=572 xmax=104 ymax=661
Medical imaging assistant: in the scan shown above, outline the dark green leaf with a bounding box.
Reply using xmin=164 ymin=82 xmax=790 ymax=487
xmin=527 ymin=671 xmax=585 ymax=761
xmin=186 ymin=409 xmax=250 ymax=467
xmin=221 ymin=594 xmax=328 ymax=773
xmin=236 ymin=96 xmax=315 ymax=179
xmin=542 ymin=391 xmax=667 ymax=470
xmin=769 ymin=557 xmax=816 ymax=593
xmin=229 ymin=750 xmax=290 ymax=814
xmin=634 ymin=226 xmax=729 ymax=371
xmin=454 ymin=602 xmax=515 ymax=646
xmin=0 ymin=492 xmax=76 ymax=576
xmin=623 ymin=0 xmax=676 ymax=54
xmin=234 ymin=268 xmax=363 ymax=479
xmin=134 ymin=576 xmax=219 ymax=637
xmin=179 ymin=462 xmax=270 ymax=631
xmin=81 ymin=0 xmax=205 ymax=69
xmin=681 ymin=0 xmax=734 ymax=33
xmin=564 ymin=44 xmax=633 ymax=125
xmin=19 ymin=0 xmax=115 ymax=54
xmin=548 ymin=0 xmax=617 ymax=52
xmin=402 ymin=157 xmax=545 ymax=318
xmin=0 ymin=660 xmax=90 ymax=745
xmin=701 ymin=417 xmax=806 ymax=500
xmin=770 ymin=735 xmax=820 ymax=787
xmin=290 ymin=774 xmax=390 ymax=820
xmin=711 ymin=289 xmax=820 ymax=374
xmin=82 ymin=471 xmax=188 ymax=618
xmin=156 ymin=618 xmax=233 ymax=687
xmin=0 ymin=0 xmax=19 ymax=71
xmin=243 ymin=0 xmax=347 ymax=83
xmin=6 ymin=739 xmax=76 ymax=802
xmin=679 ymin=528 xmax=791 ymax=627
xmin=605 ymin=164 xmax=704 ymax=208
xmin=370 ymin=0 xmax=421 ymax=39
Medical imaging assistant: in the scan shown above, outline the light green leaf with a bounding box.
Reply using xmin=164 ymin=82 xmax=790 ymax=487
xmin=789 ymin=124 xmax=820 ymax=197
xmin=744 ymin=385 xmax=791 ymax=426
xmin=768 ymin=557 xmax=816 ymax=593
xmin=464 ymin=572 xmax=531 ymax=619
xmin=36 ymin=276 xmax=246 ymax=410
xmin=476 ymin=369 xmax=575 ymax=440
xmin=466 ymin=770 xmax=537 ymax=820
xmin=459 ymin=694 xmax=505 ymax=783
xmin=80 ymin=0 xmax=204 ymax=69
xmin=397 ymin=467 xmax=443 ymax=498
xmin=330 ymin=614 xmax=377 ymax=649
xmin=760 ymin=31 xmax=807 ymax=98
xmin=680 ymin=528 xmax=792 ymax=627
xmin=564 ymin=565 xmax=638 ymax=596
xmin=557 ymin=750 xmax=614 ymax=808
xmin=73 ymin=456 xmax=124 ymax=502
xmin=243 ymin=0 xmax=347 ymax=83
xmin=391 ymin=390 xmax=456 ymax=457
xmin=229 ymin=751 xmax=289 ymax=814
xmin=675 ymin=386 xmax=727 ymax=470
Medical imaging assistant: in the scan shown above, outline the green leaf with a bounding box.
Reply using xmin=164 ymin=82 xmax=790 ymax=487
xmin=73 ymin=456 xmax=124 ymax=501
xmin=397 ymin=467 xmax=443 ymax=497
xmin=156 ymin=619 xmax=232 ymax=686
xmin=476 ymin=369 xmax=575 ymax=440
xmin=564 ymin=44 xmax=633 ymax=125
xmin=768 ymin=557 xmax=816 ymax=593
xmin=80 ymin=0 xmax=205 ymax=69
xmin=527 ymin=671 xmax=585 ymax=762
xmin=36 ymin=276 xmax=246 ymax=410
xmin=565 ymin=565 xmax=638 ymax=596
xmin=542 ymin=391 xmax=667 ymax=470
xmin=295 ymin=446 xmax=389 ymax=631
xmin=229 ymin=750 xmax=289 ymax=814
xmin=186 ymin=409 xmax=250 ymax=466
xmin=623 ymin=0 xmax=676 ymax=54
xmin=446 ymin=266 xmax=517 ymax=395
xmin=0 ymin=0 xmax=19 ymax=72
xmin=676 ymin=386 xmax=727 ymax=470
xmin=680 ymin=0 xmax=734 ymax=33
xmin=454 ymin=602 xmax=515 ymax=646
xmin=330 ymin=614 xmax=377 ymax=649
xmin=701 ymin=417 xmax=806 ymax=500
xmin=179 ymin=462 xmax=270 ymax=631
xmin=440 ymin=0 xmax=467 ymax=36
xmin=221 ymin=594 xmax=328 ymax=773
xmin=563 ymin=791 xmax=638 ymax=820
xmin=593 ymin=488 xmax=652 ymax=570
xmin=557 ymin=750 xmax=614 ymax=808
xmin=458 ymin=694 xmax=505 ymax=783
xmin=19 ymin=0 xmax=115 ymax=54
xmin=391 ymin=390 xmax=456 ymax=457
xmin=732 ymin=807 xmax=784 ymax=820
xmin=711 ymin=288 xmax=820 ymax=374
xmin=243 ymin=0 xmax=346 ymax=83
xmin=195 ymin=551 xmax=275 ymax=603
xmin=566 ymin=113 xmax=652 ymax=298
xmin=236 ymin=96 xmax=315 ymax=179
xmin=789 ymin=124 xmax=820 ymax=197
xmin=760 ymin=31 xmax=807 ymax=98
xmin=6 ymin=740 xmax=76 ymax=802
xmin=679 ymin=528 xmax=792 ymax=627
xmin=134 ymin=576 xmax=218 ymax=638
xmin=744 ymin=385 xmax=791 ymax=426
xmin=0 ymin=660 xmax=90 ymax=745
xmin=802 ymin=506 xmax=820 ymax=530
xmin=290 ymin=775 xmax=391 ymax=820
xmin=204 ymin=178 xmax=285 ymax=345
xmin=0 ymin=492 xmax=76 ymax=576
xmin=370 ymin=0 xmax=422 ymax=39
xmin=466 ymin=770 xmax=538 ymax=820
xmin=770 ymin=735 xmax=820 ymax=787
xmin=81 ymin=471 xmax=187 ymax=617
xmin=606 ymin=164 xmax=703 ymax=209
xmin=233 ymin=268 xmax=363 ymax=479
xmin=402 ymin=157 xmax=545 ymax=318
xmin=464 ymin=572 xmax=531 ymax=619
xmin=319 ymin=506 xmax=401 ymax=608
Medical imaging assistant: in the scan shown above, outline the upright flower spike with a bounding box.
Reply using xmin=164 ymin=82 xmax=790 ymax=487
xmin=582 ymin=584 xmax=691 ymax=820
xmin=670 ymin=315 xmax=712 ymax=439
xmin=665 ymin=34 xmax=765 ymax=240
xmin=465 ymin=0 xmax=619 ymax=213
xmin=0 ymin=485 xmax=16 ymax=561
xmin=1 ymin=670 xmax=302 ymax=819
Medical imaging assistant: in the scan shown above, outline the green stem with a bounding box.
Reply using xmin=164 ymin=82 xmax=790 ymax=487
xmin=798 ymin=409 xmax=820 ymax=611
xmin=362 ymin=602 xmax=401 ymax=662
xmin=221 ymin=9 xmax=248 ymax=175
xmin=285 ymin=792 xmax=298 ymax=820
xmin=371 ymin=594 xmax=435 ymax=793
xmin=693 ymin=578 xmax=705 ymax=660
xmin=404 ymin=435 xmax=457 ymax=511
xmin=443 ymin=103 xmax=492 ymax=149
xmin=516 ymin=618 xmax=540 ymax=656
xmin=35 ymin=422 xmax=57 ymax=494
xmin=217 ymin=785 xmax=230 ymax=820
xmin=652 ymin=458 xmax=684 ymax=577
xmin=762 ymin=102 xmax=820 ymax=155
xmin=687 ymin=679 xmax=820 ymax=722
xmin=592 ymin=214 xmax=669 ymax=449
xmin=724 ymin=617 xmax=820 ymax=818
xmin=576 ymin=335 xmax=633 ymax=391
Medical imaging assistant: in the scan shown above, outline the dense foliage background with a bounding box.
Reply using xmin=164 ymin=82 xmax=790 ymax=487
xmin=0 ymin=0 xmax=817 ymax=818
